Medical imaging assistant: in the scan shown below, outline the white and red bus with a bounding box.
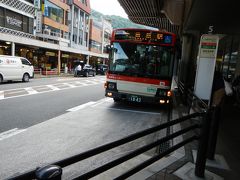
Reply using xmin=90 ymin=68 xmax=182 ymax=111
xmin=105 ymin=28 xmax=176 ymax=104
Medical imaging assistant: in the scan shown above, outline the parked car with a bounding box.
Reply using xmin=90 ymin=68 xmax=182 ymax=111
xmin=76 ymin=64 xmax=96 ymax=77
xmin=96 ymin=64 xmax=108 ymax=75
xmin=0 ymin=55 xmax=34 ymax=83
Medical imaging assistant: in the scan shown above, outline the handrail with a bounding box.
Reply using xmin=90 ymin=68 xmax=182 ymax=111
xmin=74 ymin=125 xmax=199 ymax=179
xmin=11 ymin=112 xmax=205 ymax=180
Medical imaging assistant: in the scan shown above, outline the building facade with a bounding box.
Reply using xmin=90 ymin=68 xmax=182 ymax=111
xmin=0 ymin=0 xmax=109 ymax=75
xmin=68 ymin=0 xmax=90 ymax=52
xmin=89 ymin=17 xmax=112 ymax=66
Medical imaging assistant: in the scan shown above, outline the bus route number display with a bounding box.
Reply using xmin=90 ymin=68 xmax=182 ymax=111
xmin=114 ymin=30 xmax=173 ymax=44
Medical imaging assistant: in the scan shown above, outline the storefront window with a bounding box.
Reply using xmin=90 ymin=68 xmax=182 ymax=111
xmin=90 ymin=40 xmax=102 ymax=51
xmin=219 ymin=36 xmax=240 ymax=80
xmin=44 ymin=0 xmax=64 ymax=24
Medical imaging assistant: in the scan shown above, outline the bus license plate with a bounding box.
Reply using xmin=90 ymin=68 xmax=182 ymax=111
xmin=129 ymin=95 xmax=141 ymax=102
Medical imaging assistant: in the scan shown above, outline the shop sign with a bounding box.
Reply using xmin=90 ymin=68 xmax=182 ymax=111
xmin=46 ymin=51 xmax=56 ymax=56
xmin=6 ymin=16 xmax=22 ymax=28
xmin=34 ymin=0 xmax=41 ymax=9
xmin=36 ymin=11 xmax=42 ymax=33
xmin=62 ymin=54 xmax=69 ymax=58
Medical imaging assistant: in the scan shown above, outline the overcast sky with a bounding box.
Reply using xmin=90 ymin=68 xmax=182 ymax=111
xmin=90 ymin=0 xmax=128 ymax=19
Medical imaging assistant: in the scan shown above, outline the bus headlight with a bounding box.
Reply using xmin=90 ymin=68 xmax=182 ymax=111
xmin=107 ymin=92 xmax=113 ymax=97
xmin=167 ymin=90 xmax=172 ymax=97
xmin=160 ymin=100 xmax=165 ymax=104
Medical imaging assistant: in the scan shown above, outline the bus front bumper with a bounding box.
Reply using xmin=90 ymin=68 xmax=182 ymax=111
xmin=105 ymin=90 xmax=171 ymax=104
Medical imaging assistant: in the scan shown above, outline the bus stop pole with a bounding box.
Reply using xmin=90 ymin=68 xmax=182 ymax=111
xmin=195 ymin=109 xmax=212 ymax=177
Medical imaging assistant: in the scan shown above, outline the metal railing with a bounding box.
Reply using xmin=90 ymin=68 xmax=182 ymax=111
xmin=0 ymin=26 xmax=35 ymax=39
xmin=0 ymin=0 xmax=34 ymax=16
xmin=11 ymin=110 xmax=213 ymax=180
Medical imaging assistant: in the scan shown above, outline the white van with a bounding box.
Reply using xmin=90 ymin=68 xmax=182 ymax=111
xmin=0 ymin=55 xmax=34 ymax=83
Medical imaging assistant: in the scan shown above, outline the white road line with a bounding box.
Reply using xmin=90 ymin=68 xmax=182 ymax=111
xmin=25 ymin=87 xmax=38 ymax=94
xmin=102 ymin=107 xmax=161 ymax=115
xmin=0 ymin=128 xmax=26 ymax=141
xmin=75 ymin=81 xmax=88 ymax=86
xmin=46 ymin=85 xmax=60 ymax=91
xmin=63 ymin=83 xmax=76 ymax=88
xmin=4 ymin=90 xmax=26 ymax=95
xmin=0 ymin=91 xmax=4 ymax=100
xmin=67 ymin=101 xmax=96 ymax=112
xmin=91 ymin=98 xmax=113 ymax=107
xmin=84 ymin=80 xmax=98 ymax=84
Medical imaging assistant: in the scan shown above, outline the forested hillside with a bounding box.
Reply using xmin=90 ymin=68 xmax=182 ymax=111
xmin=91 ymin=10 xmax=152 ymax=30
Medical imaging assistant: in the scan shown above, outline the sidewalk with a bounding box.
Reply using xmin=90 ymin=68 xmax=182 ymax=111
xmin=34 ymin=73 xmax=74 ymax=79
xmin=147 ymin=91 xmax=240 ymax=179
xmin=206 ymin=98 xmax=240 ymax=179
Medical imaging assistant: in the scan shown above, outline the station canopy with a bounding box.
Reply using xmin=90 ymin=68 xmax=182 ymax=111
xmin=118 ymin=0 xmax=240 ymax=35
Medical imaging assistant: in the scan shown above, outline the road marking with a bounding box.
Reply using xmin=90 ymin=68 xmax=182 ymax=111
xmin=4 ymin=90 xmax=26 ymax=95
xmin=63 ymin=83 xmax=76 ymax=88
xmin=84 ymin=80 xmax=98 ymax=84
xmin=0 ymin=91 xmax=4 ymax=100
xmin=46 ymin=85 xmax=60 ymax=91
xmin=67 ymin=101 xmax=96 ymax=112
xmin=0 ymin=78 xmax=104 ymax=101
xmin=75 ymin=81 xmax=88 ymax=86
xmin=91 ymin=98 xmax=112 ymax=107
xmin=103 ymin=107 xmax=161 ymax=115
xmin=25 ymin=87 xmax=38 ymax=94
xmin=0 ymin=128 xmax=26 ymax=141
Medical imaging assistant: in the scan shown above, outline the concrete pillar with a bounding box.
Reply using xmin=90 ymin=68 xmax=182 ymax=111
xmin=101 ymin=17 xmax=105 ymax=54
xmin=58 ymin=50 xmax=61 ymax=75
xmin=83 ymin=12 xmax=85 ymax=47
xmin=70 ymin=5 xmax=74 ymax=46
xmin=179 ymin=34 xmax=193 ymax=83
xmin=11 ymin=42 xmax=15 ymax=56
xmin=76 ymin=8 xmax=79 ymax=45
xmin=86 ymin=55 xmax=90 ymax=64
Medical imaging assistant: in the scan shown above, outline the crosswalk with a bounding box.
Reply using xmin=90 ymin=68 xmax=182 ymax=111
xmin=0 ymin=77 xmax=106 ymax=101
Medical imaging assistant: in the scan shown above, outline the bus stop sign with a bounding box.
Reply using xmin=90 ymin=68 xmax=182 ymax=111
xmin=194 ymin=34 xmax=219 ymax=103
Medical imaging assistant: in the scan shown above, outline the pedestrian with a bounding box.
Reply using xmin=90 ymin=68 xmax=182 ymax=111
xmin=74 ymin=64 xmax=82 ymax=77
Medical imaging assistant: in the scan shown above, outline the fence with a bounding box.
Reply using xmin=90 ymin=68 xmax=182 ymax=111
xmin=34 ymin=69 xmax=69 ymax=77
xmin=11 ymin=109 xmax=213 ymax=180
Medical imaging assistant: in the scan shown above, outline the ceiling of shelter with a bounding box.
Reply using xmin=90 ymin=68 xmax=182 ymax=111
xmin=118 ymin=0 xmax=240 ymax=35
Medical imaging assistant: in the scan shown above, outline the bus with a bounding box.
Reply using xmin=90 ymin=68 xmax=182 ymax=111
xmin=105 ymin=28 xmax=176 ymax=104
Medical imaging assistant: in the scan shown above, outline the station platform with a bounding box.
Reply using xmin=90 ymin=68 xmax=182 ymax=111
xmin=147 ymin=91 xmax=240 ymax=180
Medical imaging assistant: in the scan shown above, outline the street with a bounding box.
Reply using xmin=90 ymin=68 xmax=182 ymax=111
xmin=0 ymin=76 xmax=173 ymax=179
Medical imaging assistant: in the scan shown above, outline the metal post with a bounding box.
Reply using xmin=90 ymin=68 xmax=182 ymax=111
xmin=11 ymin=42 xmax=15 ymax=56
xmin=207 ymin=106 xmax=221 ymax=159
xmin=195 ymin=109 xmax=212 ymax=177
xmin=58 ymin=50 xmax=61 ymax=75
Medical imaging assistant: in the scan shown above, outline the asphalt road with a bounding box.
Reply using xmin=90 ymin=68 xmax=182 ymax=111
xmin=0 ymin=76 xmax=106 ymax=132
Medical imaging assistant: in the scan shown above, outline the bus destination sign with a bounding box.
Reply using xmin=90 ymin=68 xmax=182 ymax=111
xmin=114 ymin=30 xmax=173 ymax=44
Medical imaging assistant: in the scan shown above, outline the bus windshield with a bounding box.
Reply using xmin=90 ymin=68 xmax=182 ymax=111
xmin=109 ymin=42 xmax=174 ymax=79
